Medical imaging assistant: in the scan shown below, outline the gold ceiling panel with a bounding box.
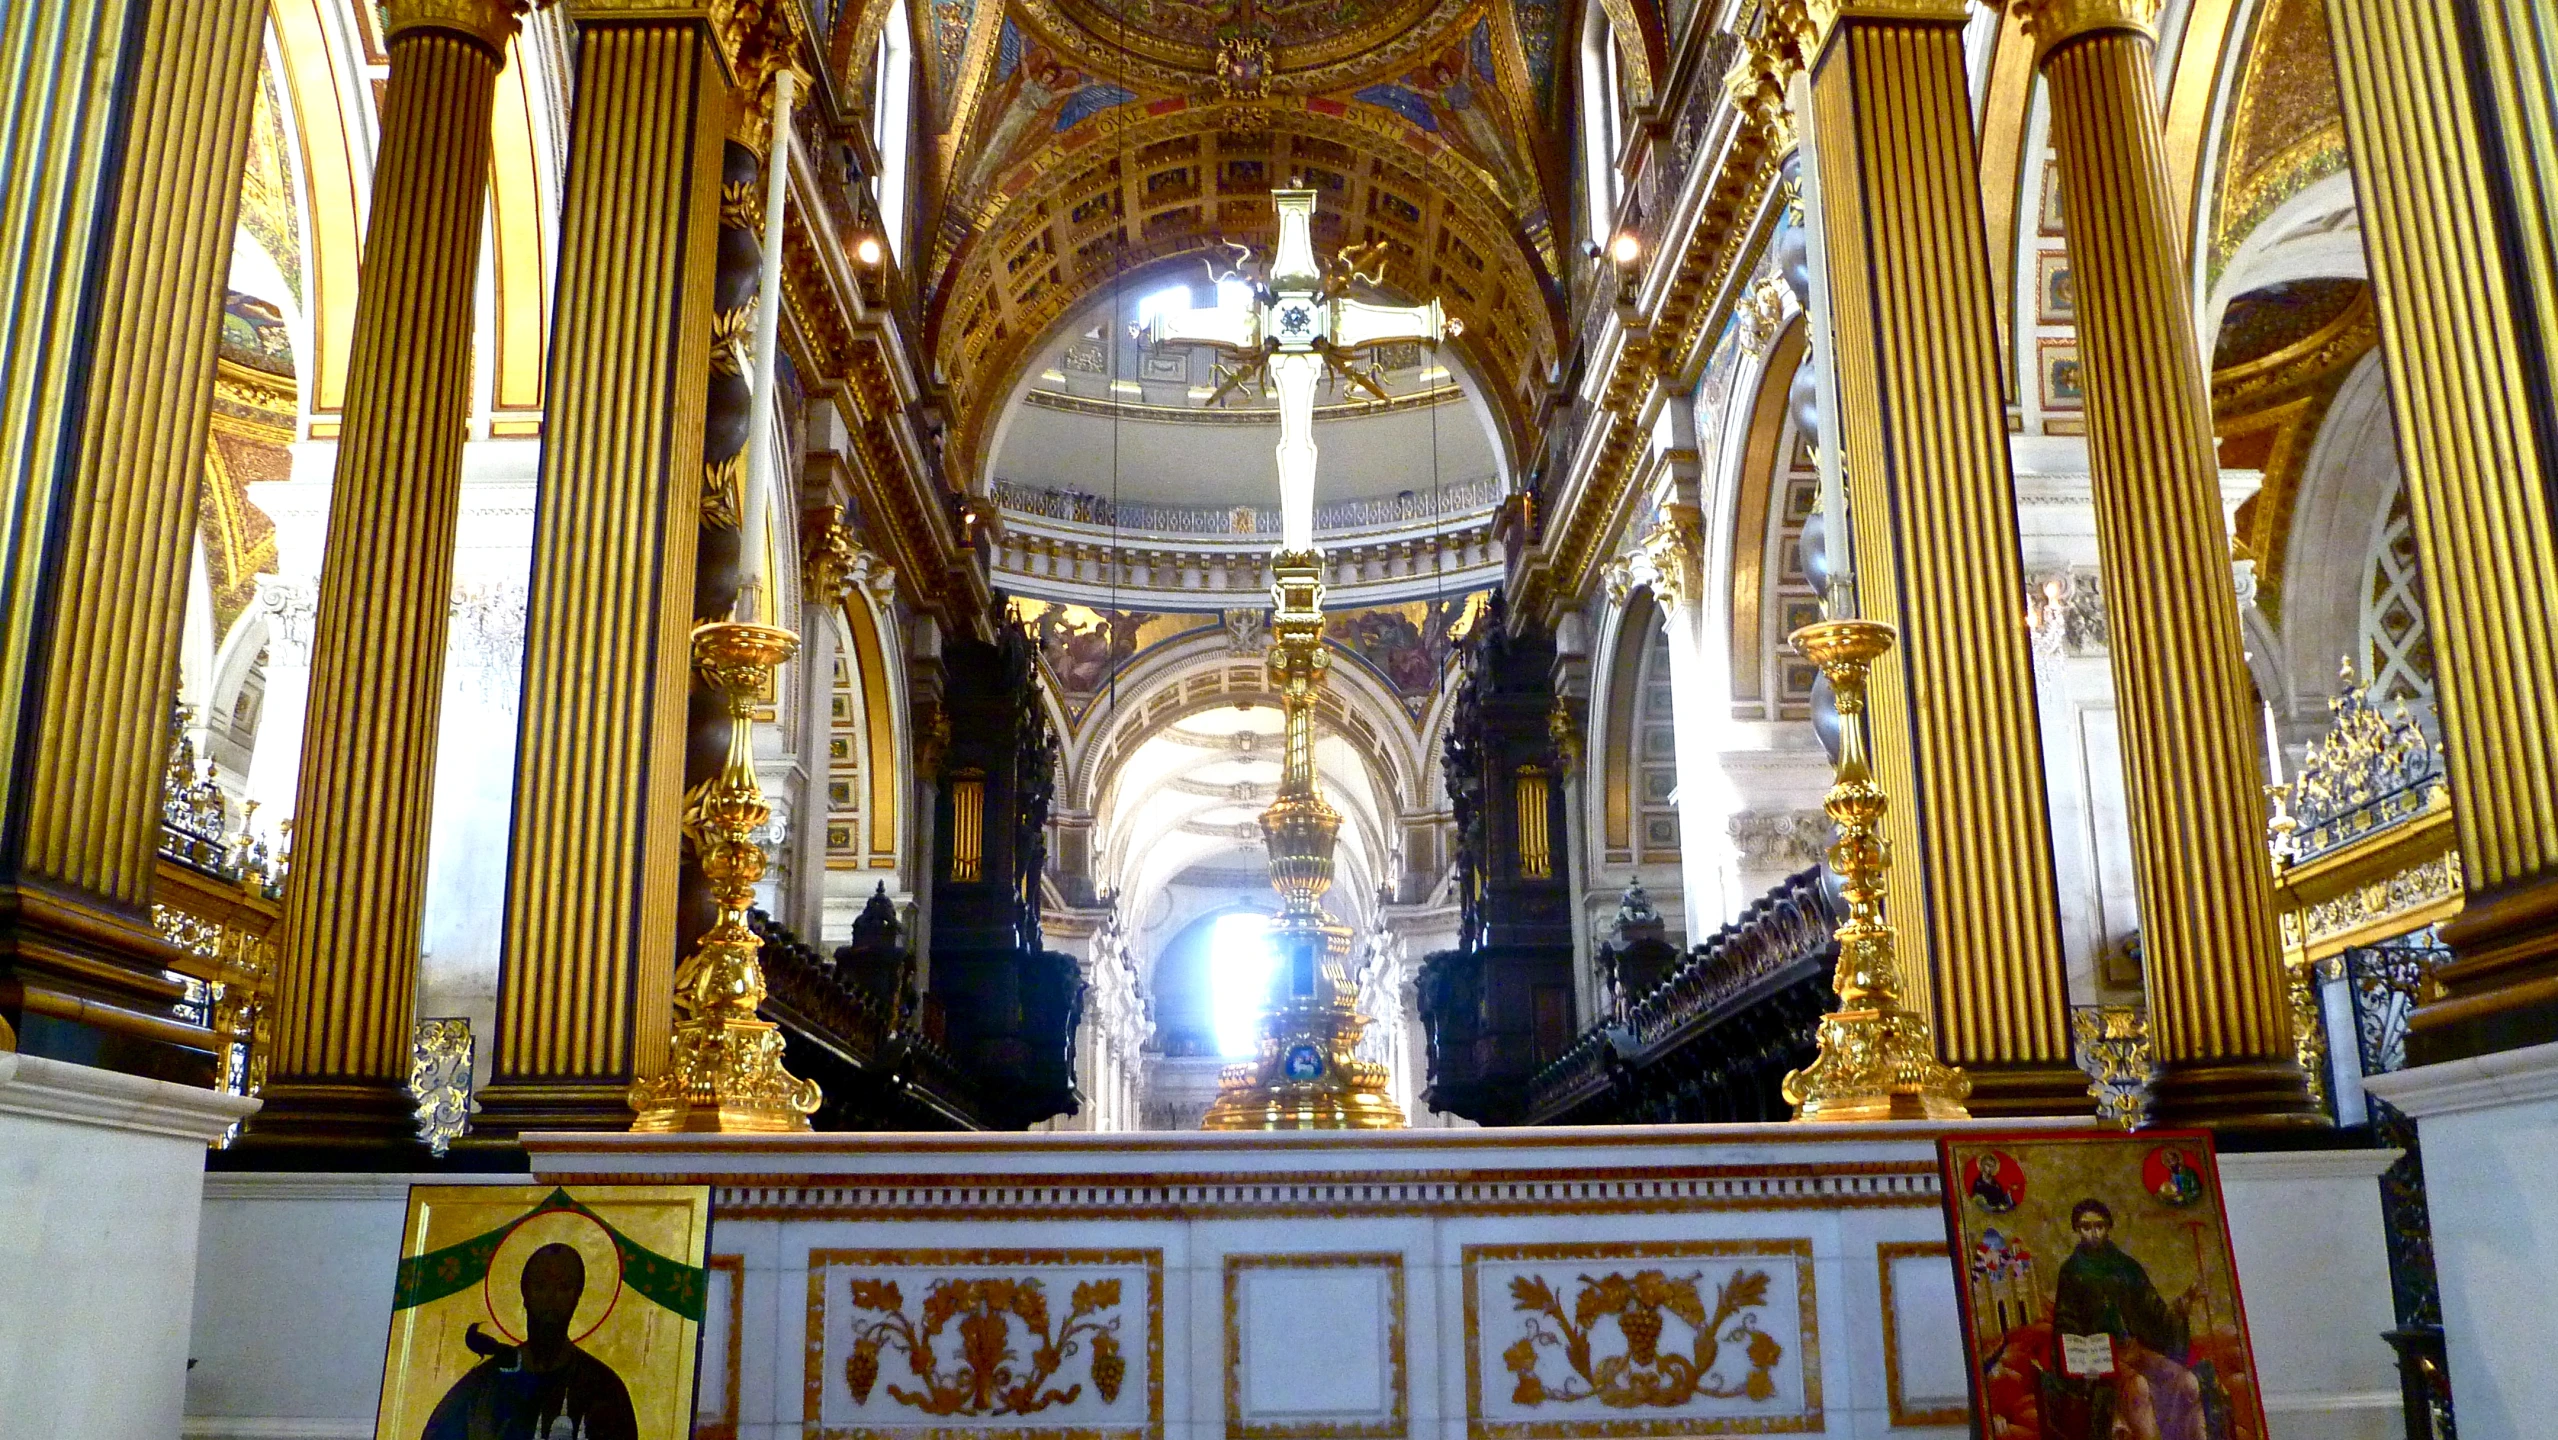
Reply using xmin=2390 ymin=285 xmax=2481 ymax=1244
xmin=932 ymin=104 xmax=1559 ymax=479
xmin=1010 ymin=0 xmax=1477 ymax=95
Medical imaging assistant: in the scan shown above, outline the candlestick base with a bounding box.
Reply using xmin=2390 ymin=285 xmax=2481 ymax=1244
xmin=628 ymin=622 xmax=822 ymax=1134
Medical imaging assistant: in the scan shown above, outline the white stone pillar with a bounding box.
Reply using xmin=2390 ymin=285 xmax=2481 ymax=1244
xmin=789 ymin=602 xmax=841 ymax=940
xmin=1626 ymin=520 xmax=1744 ymax=931
xmin=2366 ymin=1041 xmax=2558 ymax=1440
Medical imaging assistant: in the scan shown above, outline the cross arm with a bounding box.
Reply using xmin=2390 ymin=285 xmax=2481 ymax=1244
xmin=1330 ymin=296 xmax=1452 ymax=350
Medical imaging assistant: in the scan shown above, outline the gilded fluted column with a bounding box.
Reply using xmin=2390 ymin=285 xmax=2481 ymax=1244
xmin=477 ymin=3 xmax=734 ymax=1134
xmin=2023 ymin=0 xmax=2317 ymax=1125
xmin=2326 ymin=0 xmax=2558 ymax=1063
xmin=256 ymin=1 xmax=519 ymax=1143
xmin=1791 ymin=0 xmax=2086 ymax=1113
xmin=0 ymin=0 xmax=267 ymax=1075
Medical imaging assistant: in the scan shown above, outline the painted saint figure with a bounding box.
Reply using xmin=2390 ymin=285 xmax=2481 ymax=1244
xmin=422 ymin=1243 xmax=639 ymax=1440
xmin=2047 ymin=1199 xmax=2208 ymax=1440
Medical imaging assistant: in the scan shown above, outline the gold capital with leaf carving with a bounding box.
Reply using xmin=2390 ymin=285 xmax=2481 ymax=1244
xmin=1791 ymin=0 xmax=1973 ymax=52
xmin=1722 ymin=31 xmax=1798 ymax=148
xmin=1638 ymin=504 xmax=1706 ymax=611
xmin=719 ymin=0 xmax=809 ymax=154
xmin=386 ymin=0 xmax=537 ymax=52
xmin=804 ymin=518 xmax=861 ymax=603
xmin=2003 ymin=0 xmax=2161 ymax=53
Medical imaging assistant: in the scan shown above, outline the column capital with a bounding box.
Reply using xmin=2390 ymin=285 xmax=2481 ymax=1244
xmin=2003 ymin=0 xmax=2161 ymax=55
xmin=1721 ymin=29 xmax=1800 ymax=148
xmin=385 ymin=0 xmax=536 ymax=53
xmin=1766 ymin=0 xmax=1973 ymax=75
xmin=721 ymin=0 xmax=811 ymax=156
xmin=567 ymin=0 xmax=807 ymax=147
xmin=1636 ymin=503 xmax=1706 ymax=610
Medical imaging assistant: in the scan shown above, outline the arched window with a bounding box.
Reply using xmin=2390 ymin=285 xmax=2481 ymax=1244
xmin=873 ymin=0 xmax=914 ymax=262
xmin=1579 ymin=2 xmax=1624 ymax=250
xmin=2362 ymin=484 xmax=2436 ymax=706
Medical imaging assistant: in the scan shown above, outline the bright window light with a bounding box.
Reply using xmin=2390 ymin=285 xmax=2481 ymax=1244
xmin=1210 ymin=911 xmax=1278 ymax=1057
xmin=1216 ymin=277 xmax=1256 ymax=311
xmin=1137 ymin=284 xmax=1192 ymax=329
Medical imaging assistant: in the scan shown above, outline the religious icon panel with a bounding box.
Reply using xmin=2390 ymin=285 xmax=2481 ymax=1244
xmin=374 ymin=1183 xmax=714 ymax=1440
xmin=1937 ymin=1131 xmax=2269 ymax=1440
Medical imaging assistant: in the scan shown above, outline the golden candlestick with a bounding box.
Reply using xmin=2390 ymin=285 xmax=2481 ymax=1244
xmin=1201 ymin=551 xmax=1405 ymax=1130
xmin=629 ymin=621 xmax=823 ymax=1133
xmin=1782 ymin=619 xmax=1972 ymax=1121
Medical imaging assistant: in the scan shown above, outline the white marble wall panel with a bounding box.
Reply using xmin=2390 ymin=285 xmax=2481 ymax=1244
xmin=537 ymin=1125 xmax=1986 ymax=1440
xmin=179 ymin=1124 xmax=2411 ymax=1440
xmin=1225 ymin=1251 xmax=1406 ymax=1438
xmin=0 ymin=1055 xmax=256 ymax=1440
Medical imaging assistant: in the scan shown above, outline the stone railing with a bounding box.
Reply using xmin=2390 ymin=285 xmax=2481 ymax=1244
xmin=989 ymin=521 xmax=1503 ymax=603
xmin=1523 ymin=867 xmax=1839 ymax=1126
xmin=993 ymin=475 xmax=1502 ymax=538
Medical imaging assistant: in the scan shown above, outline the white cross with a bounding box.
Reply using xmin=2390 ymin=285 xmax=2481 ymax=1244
xmin=1143 ymin=189 xmax=1457 ymax=552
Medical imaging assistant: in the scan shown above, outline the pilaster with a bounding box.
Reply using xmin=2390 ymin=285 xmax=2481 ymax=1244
xmin=2327 ymin=0 xmax=2558 ymax=1065
xmin=2024 ymin=0 xmax=2318 ymax=1126
xmin=478 ymin=3 xmax=734 ymax=1135
xmin=255 ymin=2 xmax=520 ymax=1145
xmin=1796 ymin=0 xmax=2086 ymax=1113
xmin=0 ymin=0 xmax=269 ymax=1082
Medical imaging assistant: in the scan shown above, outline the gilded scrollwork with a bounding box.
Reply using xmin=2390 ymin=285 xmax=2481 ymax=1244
xmin=1500 ymin=1269 xmax=1785 ymax=1409
xmin=844 ymin=1275 xmax=1129 ymax=1416
xmin=2069 ymin=1004 xmax=2155 ymax=1128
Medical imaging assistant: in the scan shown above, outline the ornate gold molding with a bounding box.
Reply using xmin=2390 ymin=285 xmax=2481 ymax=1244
xmin=386 ymin=0 xmax=535 ymax=52
xmin=2003 ymin=0 xmax=2161 ymax=52
xmin=1781 ymin=620 xmax=1971 ymax=1121
xmin=629 ymin=622 xmax=823 ymax=1132
xmin=1637 ymin=504 xmax=1706 ymax=610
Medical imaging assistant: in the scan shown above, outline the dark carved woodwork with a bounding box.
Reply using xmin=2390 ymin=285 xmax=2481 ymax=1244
xmin=750 ymin=910 xmax=986 ymax=1130
xmin=1522 ymin=867 xmax=1841 ymax=1126
xmin=835 ymin=881 xmax=911 ymax=1011
xmin=1417 ymin=590 xmax=1577 ymax=1124
xmin=1595 ymin=878 xmax=1682 ymax=1007
xmin=926 ymin=625 xmax=1084 ymax=1127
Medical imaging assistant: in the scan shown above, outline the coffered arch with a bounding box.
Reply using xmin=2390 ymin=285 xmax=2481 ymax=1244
xmin=1010 ymin=0 xmax=1478 ymax=96
xmin=1063 ymin=628 xmax=1428 ymax=816
xmin=929 ymin=105 xmax=1561 ymax=479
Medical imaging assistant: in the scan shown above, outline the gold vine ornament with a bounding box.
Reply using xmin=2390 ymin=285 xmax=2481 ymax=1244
xmin=1501 ymin=1269 xmax=1785 ymax=1407
xmin=845 ymin=1277 xmax=1128 ymax=1415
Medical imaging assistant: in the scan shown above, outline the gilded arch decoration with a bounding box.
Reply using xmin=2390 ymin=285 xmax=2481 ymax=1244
xmin=929 ymin=103 xmax=1559 ymax=479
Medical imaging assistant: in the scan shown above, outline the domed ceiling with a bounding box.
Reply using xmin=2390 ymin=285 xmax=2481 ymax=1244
xmin=988 ymin=285 xmax=1504 ymax=511
xmin=882 ymin=0 xmax=1574 ymax=481
xmin=1014 ymin=0 xmax=1477 ymax=94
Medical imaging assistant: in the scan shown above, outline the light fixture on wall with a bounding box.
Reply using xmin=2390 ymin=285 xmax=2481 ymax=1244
xmin=855 ymin=234 xmax=884 ymax=266
xmin=1609 ymin=230 xmax=1644 ymax=311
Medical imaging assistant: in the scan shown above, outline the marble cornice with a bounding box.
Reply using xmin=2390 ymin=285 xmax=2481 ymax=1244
xmin=2363 ymin=1038 xmax=2558 ymax=1119
xmin=0 ymin=1052 xmax=260 ymax=1141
